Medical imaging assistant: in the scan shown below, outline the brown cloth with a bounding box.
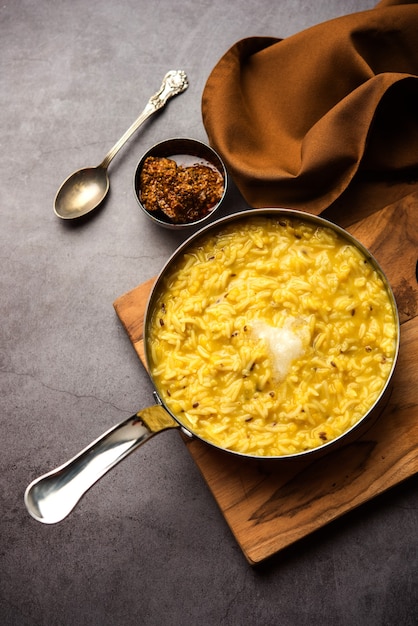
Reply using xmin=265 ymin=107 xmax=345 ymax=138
xmin=201 ymin=0 xmax=418 ymax=217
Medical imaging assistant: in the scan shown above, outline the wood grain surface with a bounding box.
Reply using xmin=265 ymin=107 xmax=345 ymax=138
xmin=113 ymin=195 xmax=418 ymax=564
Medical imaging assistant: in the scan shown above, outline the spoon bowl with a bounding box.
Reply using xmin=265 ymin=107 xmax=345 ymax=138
xmin=53 ymin=70 xmax=189 ymax=220
xmin=54 ymin=166 xmax=109 ymax=219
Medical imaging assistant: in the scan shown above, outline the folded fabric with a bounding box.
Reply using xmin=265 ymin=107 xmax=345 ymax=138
xmin=201 ymin=0 xmax=418 ymax=215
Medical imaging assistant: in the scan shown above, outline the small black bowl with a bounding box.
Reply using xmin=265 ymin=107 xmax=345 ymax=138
xmin=133 ymin=138 xmax=227 ymax=230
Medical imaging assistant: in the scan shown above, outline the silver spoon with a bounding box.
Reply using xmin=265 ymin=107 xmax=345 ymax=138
xmin=24 ymin=404 xmax=180 ymax=524
xmin=53 ymin=70 xmax=189 ymax=219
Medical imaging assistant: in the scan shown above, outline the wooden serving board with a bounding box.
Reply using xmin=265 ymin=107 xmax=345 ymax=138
xmin=113 ymin=195 xmax=418 ymax=564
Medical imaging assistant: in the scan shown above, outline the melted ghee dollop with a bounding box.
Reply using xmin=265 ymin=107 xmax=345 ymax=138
xmin=252 ymin=317 xmax=311 ymax=380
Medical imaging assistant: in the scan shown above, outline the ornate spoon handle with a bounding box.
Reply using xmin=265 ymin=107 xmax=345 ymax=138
xmin=100 ymin=70 xmax=189 ymax=169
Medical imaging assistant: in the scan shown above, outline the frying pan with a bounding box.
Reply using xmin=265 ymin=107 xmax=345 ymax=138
xmin=24 ymin=209 xmax=400 ymax=523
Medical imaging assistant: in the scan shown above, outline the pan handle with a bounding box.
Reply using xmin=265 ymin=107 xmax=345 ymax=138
xmin=24 ymin=405 xmax=179 ymax=524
